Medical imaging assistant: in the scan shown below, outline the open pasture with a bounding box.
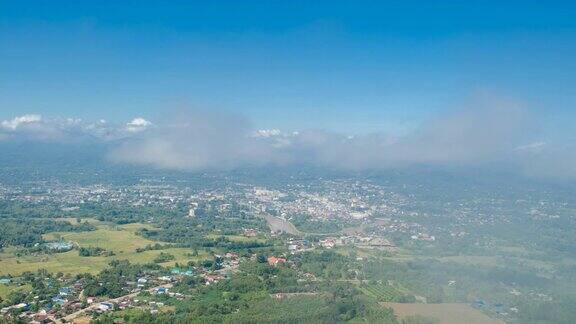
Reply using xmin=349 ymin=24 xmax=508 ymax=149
xmin=0 ymin=222 xmax=206 ymax=276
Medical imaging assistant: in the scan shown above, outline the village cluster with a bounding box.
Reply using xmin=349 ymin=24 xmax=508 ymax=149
xmin=0 ymin=251 xmax=287 ymax=323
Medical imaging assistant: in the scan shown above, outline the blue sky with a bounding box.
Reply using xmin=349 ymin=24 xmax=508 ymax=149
xmin=1 ymin=1 xmax=575 ymax=134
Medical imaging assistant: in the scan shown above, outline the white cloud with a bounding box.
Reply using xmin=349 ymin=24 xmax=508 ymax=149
xmin=253 ymin=129 xmax=281 ymax=138
xmin=1 ymin=114 xmax=42 ymax=130
xmin=515 ymin=141 xmax=547 ymax=154
xmin=126 ymin=117 xmax=152 ymax=133
xmin=64 ymin=118 xmax=83 ymax=125
xmin=0 ymin=114 xmax=143 ymax=142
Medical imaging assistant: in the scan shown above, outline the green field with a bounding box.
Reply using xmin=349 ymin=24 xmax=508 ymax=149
xmin=358 ymin=283 xmax=405 ymax=302
xmin=0 ymin=221 xmax=208 ymax=276
xmin=437 ymin=255 xmax=556 ymax=277
xmin=0 ymin=283 xmax=31 ymax=300
xmin=53 ymin=217 xmax=101 ymax=224
xmin=205 ymin=233 xmax=265 ymax=243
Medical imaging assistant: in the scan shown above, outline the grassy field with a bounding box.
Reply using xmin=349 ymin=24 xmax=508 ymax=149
xmin=0 ymin=283 xmax=31 ymax=299
xmin=375 ymin=249 xmax=556 ymax=277
xmin=0 ymin=221 xmax=209 ymax=276
xmin=35 ymin=217 xmax=103 ymax=225
xmin=358 ymin=283 xmax=405 ymax=302
xmin=383 ymin=303 xmax=504 ymax=324
xmin=437 ymin=255 xmax=555 ymax=277
xmin=205 ymin=233 xmax=265 ymax=243
xmin=437 ymin=255 xmax=501 ymax=267
xmin=43 ymin=227 xmax=154 ymax=253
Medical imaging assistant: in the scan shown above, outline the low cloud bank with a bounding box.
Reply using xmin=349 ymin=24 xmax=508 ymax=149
xmin=108 ymin=112 xmax=279 ymax=170
xmin=108 ymin=98 xmax=540 ymax=171
xmin=2 ymin=97 xmax=574 ymax=180
xmin=0 ymin=115 xmax=152 ymax=142
xmin=282 ymin=99 xmax=533 ymax=170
